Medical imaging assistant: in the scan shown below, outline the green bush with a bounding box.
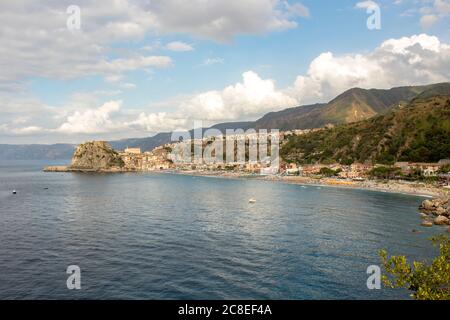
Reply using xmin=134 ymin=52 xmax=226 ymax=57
xmin=380 ymin=235 xmax=450 ymax=300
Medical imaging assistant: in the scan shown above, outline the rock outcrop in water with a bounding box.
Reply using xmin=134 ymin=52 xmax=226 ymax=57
xmin=70 ymin=141 xmax=124 ymax=171
xmin=44 ymin=141 xmax=125 ymax=172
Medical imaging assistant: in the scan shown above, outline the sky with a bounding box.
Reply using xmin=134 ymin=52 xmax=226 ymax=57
xmin=0 ymin=0 xmax=449 ymax=144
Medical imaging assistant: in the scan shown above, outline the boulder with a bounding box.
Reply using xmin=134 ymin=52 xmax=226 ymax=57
xmin=421 ymin=220 xmax=433 ymax=227
xmin=421 ymin=200 xmax=435 ymax=211
xmin=436 ymin=206 xmax=447 ymax=216
xmin=434 ymin=216 xmax=450 ymax=226
xmin=419 ymin=212 xmax=429 ymax=219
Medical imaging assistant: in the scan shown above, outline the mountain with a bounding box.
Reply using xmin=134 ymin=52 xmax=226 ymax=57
xmin=254 ymin=103 xmax=327 ymax=130
xmin=0 ymin=143 xmax=75 ymax=160
xmin=280 ymin=95 xmax=450 ymax=165
xmin=113 ymin=84 xmax=448 ymax=151
xmin=255 ymin=83 xmax=450 ymax=130
xmin=1 ymin=83 xmax=449 ymax=160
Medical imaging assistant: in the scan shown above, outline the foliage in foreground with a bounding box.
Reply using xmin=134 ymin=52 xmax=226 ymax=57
xmin=379 ymin=235 xmax=450 ymax=300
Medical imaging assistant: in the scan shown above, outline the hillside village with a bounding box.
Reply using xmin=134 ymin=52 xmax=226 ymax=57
xmin=109 ymin=129 xmax=450 ymax=186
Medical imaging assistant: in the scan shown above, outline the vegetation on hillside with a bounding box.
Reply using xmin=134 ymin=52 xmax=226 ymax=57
xmin=256 ymin=83 xmax=450 ymax=130
xmin=281 ymin=96 xmax=450 ymax=165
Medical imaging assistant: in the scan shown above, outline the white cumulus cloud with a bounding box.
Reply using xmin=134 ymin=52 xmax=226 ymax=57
xmin=288 ymin=33 xmax=450 ymax=104
xmin=165 ymin=41 xmax=194 ymax=52
xmin=56 ymin=101 xmax=124 ymax=134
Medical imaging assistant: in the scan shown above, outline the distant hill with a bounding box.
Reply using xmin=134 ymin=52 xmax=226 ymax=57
xmin=1 ymin=82 xmax=449 ymax=160
xmin=113 ymin=83 xmax=450 ymax=152
xmin=280 ymin=95 xmax=450 ymax=165
xmin=255 ymin=83 xmax=450 ymax=130
xmin=0 ymin=144 xmax=75 ymax=160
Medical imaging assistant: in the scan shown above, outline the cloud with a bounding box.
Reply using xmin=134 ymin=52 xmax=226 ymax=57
xmin=177 ymin=71 xmax=298 ymax=121
xmin=0 ymin=1 xmax=174 ymax=90
xmin=129 ymin=113 xmax=188 ymax=132
xmin=398 ymin=0 xmax=450 ymax=28
xmin=165 ymin=41 xmax=194 ymax=52
xmin=2 ymin=34 xmax=450 ymax=142
xmin=56 ymin=101 xmax=124 ymax=134
xmin=420 ymin=14 xmax=439 ymax=28
xmin=123 ymin=71 xmax=298 ymax=132
xmin=0 ymin=0 xmax=309 ymax=90
xmin=284 ymin=2 xmax=310 ymax=18
xmin=201 ymin=58 xmax=225 ymax=66
xmin=287 ymin=33 xmax=450 ymax=104
xmin=147 ymin=0 xmax=310 ymax=42
xmin=355 ymin=1 xmax=379 ymax=10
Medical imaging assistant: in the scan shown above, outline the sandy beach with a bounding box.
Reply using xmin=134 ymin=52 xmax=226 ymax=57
xmin=171 ymin=170 xmax=450 ymax=198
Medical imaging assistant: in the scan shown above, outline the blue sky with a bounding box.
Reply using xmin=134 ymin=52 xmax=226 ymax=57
xmin=1 ymin=0 xmax=449 ymax=143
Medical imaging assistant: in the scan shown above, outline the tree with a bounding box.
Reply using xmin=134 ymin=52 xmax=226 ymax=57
xmin=379 ymin=235 xmax=450 ymax=300
xmin=319 ymin=167 xmax=337 ymax=177
xmin=439 ymin=164 xmax=450 ymax=174
xmin=369 ymin=166 xmax=401 ymax=180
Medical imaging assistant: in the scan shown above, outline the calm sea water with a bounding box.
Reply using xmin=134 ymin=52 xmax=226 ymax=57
xmin=0 ymin=160 xmax=444 ymax=300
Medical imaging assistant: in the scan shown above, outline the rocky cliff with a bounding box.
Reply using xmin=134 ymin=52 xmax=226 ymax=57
xmin=70 ymin=141 xmax=124 ymax=171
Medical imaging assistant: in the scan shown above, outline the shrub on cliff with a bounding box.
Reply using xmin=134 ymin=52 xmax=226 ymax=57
xmin=380 ymin=235 xmax=449 ymax=300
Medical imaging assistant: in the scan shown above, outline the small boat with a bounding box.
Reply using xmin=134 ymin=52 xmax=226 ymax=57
xmin=12 ymin=190 xmax=17 ymax=195
xmin=248 ymin=198 xmax=257 ymax=204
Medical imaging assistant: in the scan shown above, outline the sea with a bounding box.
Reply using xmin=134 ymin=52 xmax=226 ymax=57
xmin=0 ymin=160 xmax=444 ymax=299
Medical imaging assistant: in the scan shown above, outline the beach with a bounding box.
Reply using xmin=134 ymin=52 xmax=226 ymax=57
xmin=171 ymin=170 xmax=450 ymax=198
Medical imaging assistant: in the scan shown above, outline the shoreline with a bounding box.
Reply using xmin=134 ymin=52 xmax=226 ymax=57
xmin=168 ymin=170 xmax=449 ymax=198
xmin=43 ymin=166 xmax=449 ymax=198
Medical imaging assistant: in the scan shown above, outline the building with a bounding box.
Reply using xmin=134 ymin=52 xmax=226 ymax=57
xmin=301 ymin=164 xmax=326 ymax=176
xmin=119 ymin=146 xmax=173 ymax=171
xmin=124 ymin=147 xmax=142 ymax=154
xmin=438 ymin=159 xmax=450 ymax=166
xmin=394 ymin=162 xmax=411 ymax=175
xmin=409 ymin=163 xmax=441 ymax=177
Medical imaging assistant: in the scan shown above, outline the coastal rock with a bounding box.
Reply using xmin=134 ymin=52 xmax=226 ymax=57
xmin=421 ymin=220 xmax=433 ymax=227
xmin=422 ymin=200 xmax=435 ymax=211
xmin=434 ymin=216 xmax=450 ymax=226
xmin=419 ymin=197 xmax=450 ymax=217
xmin=70 ymin=141 xmax=125 ymax=171
xmin=419 ymin=212 xmax=429 ymax=219
xmin=436 ymin=206 xmax=447 ymax=216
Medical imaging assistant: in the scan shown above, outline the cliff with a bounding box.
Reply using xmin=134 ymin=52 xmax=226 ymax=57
xmin=69 ymin=141 xmax=124 ymax=171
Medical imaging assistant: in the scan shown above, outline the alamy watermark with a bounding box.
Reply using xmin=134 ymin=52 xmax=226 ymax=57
xmin=66 ymin=265 xmax=81 ymax=290
xmin=366 ymin=1 xmax=381 ymax=30
xmin=366 ymin=265 xmax=381 ymax=290
xmin=357 ymin=1 xmax=381 ymax=30
xmin=66 ymin=5 xmax=81 ymax=31
xmin=169 ymin=121 xmax=280 ymax=175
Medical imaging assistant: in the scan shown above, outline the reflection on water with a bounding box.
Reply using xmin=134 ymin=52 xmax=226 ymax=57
xmin=0 ymin=161 xmax=443 ymax=299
